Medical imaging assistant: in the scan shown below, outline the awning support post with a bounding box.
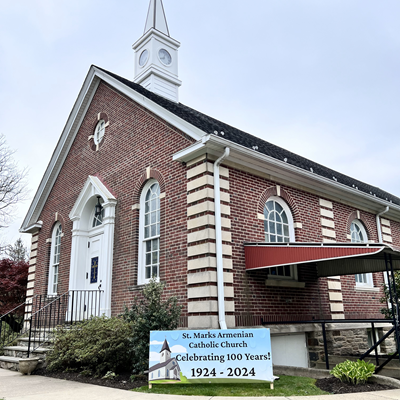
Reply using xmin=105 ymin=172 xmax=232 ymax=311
xmin=385 ymin=252 xmax=400 ymax=363
xmin=322 ymin=322 xmax=329 ymax=370
xmin=371 ymin=322 xmax=379 ymax=366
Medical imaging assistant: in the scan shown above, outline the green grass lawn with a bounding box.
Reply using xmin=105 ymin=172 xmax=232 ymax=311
xmin=134 ymin=375 xmax=329 ymax=397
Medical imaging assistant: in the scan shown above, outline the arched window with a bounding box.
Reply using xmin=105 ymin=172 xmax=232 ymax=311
xmin=350 ymin=219 xmax=367 ymax=243
xmin=92 ymin=204 xmax=104 ymax=228
xmin=264 ymin=197 xmax=294 ymax=243
xmin=138 ymin=180 xmax=160 ymax=284
xmin=264 ymin=196 xmax=296 ymax=279
xmin=351 ymin=219 xmax=373 ymax=287
xmin=48 ymin=222 xmax=62 ymax=295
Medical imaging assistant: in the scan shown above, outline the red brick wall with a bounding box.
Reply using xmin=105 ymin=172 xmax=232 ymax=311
xmin=32 ymin=78 xmax=389 ymax=326
xmin=333 ymin=202 xmax=384 ymax=318
xmin=228 ymin=167 xmax=386 ymax=322
xmin=392 ymin=220 xmax=400 ymax=248
xmin=33 ymin=81 xmax=194 ymax=318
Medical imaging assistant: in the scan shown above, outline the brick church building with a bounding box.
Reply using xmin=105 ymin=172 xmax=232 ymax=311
xmin=20 ymin=0 xmax=400 ymax=368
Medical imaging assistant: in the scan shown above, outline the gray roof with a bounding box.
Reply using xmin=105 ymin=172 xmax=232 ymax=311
xmin=96 ymin=66 xmax=400 ymax=207
xmin=149 ymin=357 xmax=178 ymax=373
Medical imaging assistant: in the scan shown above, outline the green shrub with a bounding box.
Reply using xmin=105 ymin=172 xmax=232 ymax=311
xmin=330 ymin=359 xmax=375 ymax=385
xmin=0 ymin=319 xmax=22 ymax=353
xmin=46 ymin=316 xmax=133 ymax=376
xmin=380 ymin=271 xmax=400 ymax=319
xmin=102 ymin=371 xmax=117 ymax=380
xmin=122 ymin=279 xmax=182 ymax=374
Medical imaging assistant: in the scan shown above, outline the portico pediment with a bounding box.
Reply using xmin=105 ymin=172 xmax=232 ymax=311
xmin=69 ymin=176 xmax=116 ymax=223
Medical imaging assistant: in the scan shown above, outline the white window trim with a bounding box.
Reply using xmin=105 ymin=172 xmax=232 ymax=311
xmin=367 ymin=328 xmax=382 ymax=353
xmin=94 ymin=120 xmax=105 ymax=145
xmin=48 ymin=222 xmax=62 ymax=296
xmin=264 ymin=196 xmax=295 ymax=242
xmin=264 ymin=196 xmax=298 ymax=282
xmin=90 ymin=203 xmax=105 ymax=230
xmin=138 ymin=179 xmax=160 ymax=285
xmin=268 ymin=265 xmax=298 ymax=280
xmin=351 ymin=219 xmax=374 ymax=289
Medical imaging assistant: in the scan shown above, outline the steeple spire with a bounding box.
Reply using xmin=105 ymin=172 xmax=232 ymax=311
xmin=132 ymin=0 xmax=182 ymax=103
xmin=144 ymin=0 xmax=170 ymax=36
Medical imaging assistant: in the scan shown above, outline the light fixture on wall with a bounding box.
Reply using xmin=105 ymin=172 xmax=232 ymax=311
xmin=95 ymin=196 xmax=103 ymax=217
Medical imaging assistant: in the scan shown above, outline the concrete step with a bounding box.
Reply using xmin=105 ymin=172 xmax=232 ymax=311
xmin=3 ymin=346 xmax=50 ymax=359
xmin=0 ymin=356 xmax=20 ymax=371
xmin=17 ymin=337 xmax=54 ymax=348
xmin=0 ymin=355 xmax=44 ymax=372
xmin=28 ymin=330 xmax=55 ymax=339
xmin=0 ymin=325 xmax=63 ymax=371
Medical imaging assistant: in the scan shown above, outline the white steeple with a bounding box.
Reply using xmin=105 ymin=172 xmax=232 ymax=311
xmin=133 ymin=0 xmax=181 ymax=103
xmin=144 ymin=0 xmax=169 ymax=36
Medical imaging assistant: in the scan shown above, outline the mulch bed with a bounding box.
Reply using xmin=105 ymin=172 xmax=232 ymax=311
xmin=315 ymin=376 xmax=396 ymax=394
xmin=33 ymin=368 xmax=148 ymax=391
xmin=34 ymin=368 xmax=398 ymax=394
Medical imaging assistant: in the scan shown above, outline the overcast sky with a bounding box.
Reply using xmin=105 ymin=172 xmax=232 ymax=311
xmin=0 ymin=0 xmax=399 ymax=248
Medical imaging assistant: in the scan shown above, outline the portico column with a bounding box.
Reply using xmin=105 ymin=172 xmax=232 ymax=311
xmin=100 ymin=200 xmax=117 ymax=316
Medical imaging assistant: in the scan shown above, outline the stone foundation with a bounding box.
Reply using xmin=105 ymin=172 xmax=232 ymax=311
xmin=307 ymin=325 xmax=396 ymax=368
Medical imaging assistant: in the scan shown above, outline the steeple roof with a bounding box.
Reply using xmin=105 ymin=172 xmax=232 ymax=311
xmin=144 ymin=0 xmax=170 ymax=36
xmin=160 ymin=338 xmax=171 ymax=353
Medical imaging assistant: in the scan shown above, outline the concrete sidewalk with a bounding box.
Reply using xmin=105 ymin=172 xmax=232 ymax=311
xmin=1 ymin=369 xmax=400 ymax=400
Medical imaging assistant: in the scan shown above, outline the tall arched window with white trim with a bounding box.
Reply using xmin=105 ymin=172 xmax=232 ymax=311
xmin=48 ymin=222 xmax=62 ymax=295
xmin=264 ymin=196 xmax=296 ymax=279
xmin=138 ymin=180 xmax=160 ymax=284
xmin=351 ymin=219 xmax=373 ymax=287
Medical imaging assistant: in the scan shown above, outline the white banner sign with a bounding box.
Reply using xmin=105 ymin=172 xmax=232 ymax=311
xmin=149 ymin=328 xmax=273 ymax=384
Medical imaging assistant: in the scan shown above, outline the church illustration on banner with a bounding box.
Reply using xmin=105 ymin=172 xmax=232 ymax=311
xmin=149 ymin=339 xmax=181 ymax=381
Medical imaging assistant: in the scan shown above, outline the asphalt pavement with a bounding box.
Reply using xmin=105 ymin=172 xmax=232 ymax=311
xmin=1 ymin=368 xmax=400 ymax=400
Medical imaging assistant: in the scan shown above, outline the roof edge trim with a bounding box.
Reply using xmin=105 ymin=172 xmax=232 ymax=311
xmin=174 ymin=134 xmax=400 ymax=217
xmin=20 ymin=65 xmax=206 ymax=232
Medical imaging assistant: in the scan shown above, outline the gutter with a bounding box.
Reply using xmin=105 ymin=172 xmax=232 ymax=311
xmin=19 ymin=221 xmax=43 ymax=234
xmin=173 ymin=135 xmax=400 ymax=220
xmin=214 ymin=147 xmax=230 ymax=330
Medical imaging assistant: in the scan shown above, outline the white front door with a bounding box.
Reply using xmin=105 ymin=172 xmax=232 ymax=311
xmin=69 ymin=177 xmax=117 ymax=318
xmin=84 ymin=234 xmax=102 ymax=317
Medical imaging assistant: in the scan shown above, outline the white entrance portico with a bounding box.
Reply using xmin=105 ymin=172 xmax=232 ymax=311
xmin=68 ymin=176 xmax=117 ymax=317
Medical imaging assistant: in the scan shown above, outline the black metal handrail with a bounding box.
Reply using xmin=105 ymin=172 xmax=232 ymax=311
xmin=0 ymin=295 xmax=42 ymax=351
xmin=262 ymin=318 xmax=396 ymax=371
xmin=26 ymin=289 xmax=103 ymax=357
xmin=1 ymin=290 xmax=103 ymax=357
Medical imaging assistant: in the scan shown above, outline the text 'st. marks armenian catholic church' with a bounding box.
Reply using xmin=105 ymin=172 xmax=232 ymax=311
xmin=20 ymin=0 xmax=400 ymax=369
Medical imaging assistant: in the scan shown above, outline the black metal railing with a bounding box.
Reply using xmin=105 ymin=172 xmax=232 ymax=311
xmin=0 ymin=290 xmax=103 ymax=357
xmin=26 ymin=290 xmax=103 ymax=357
xmin=0 ymin=295 xmax=43 ymax=351
xmin=261 ymin=318 xmax=396 ymax=371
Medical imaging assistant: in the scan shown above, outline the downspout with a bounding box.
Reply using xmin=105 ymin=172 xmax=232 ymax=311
xmin=377 ymin=206 xmax=390 ymax=302
xmin=214 ymin=147 xmax=230 ymax=330
xmin=376 ymin=206 xmax=389 ymax=243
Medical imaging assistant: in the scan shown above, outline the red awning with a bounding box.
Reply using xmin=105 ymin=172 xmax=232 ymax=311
xmin=244 ymin=243 xmax=400 ymax=277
